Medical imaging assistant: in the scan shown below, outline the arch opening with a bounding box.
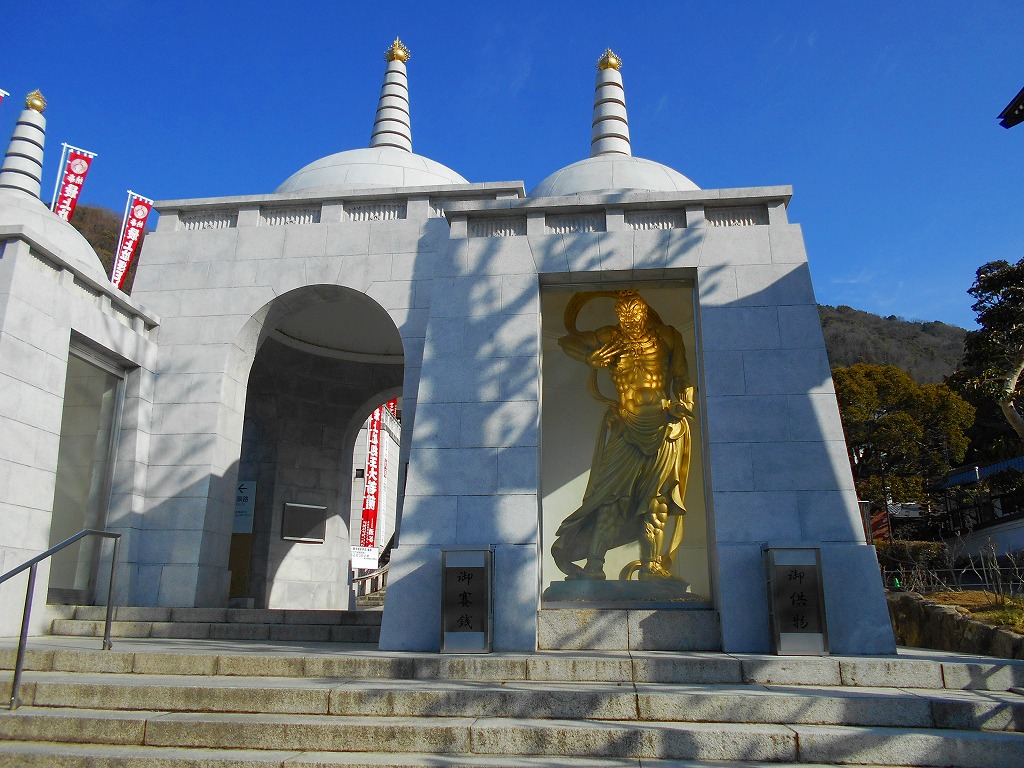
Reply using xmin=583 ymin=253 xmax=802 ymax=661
xmin=227 ymin=285 xmax=405 ymax=611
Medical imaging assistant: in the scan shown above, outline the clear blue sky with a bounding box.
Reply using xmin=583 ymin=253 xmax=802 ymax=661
xmin=3 ymin=2 xmax=1021 ymax=328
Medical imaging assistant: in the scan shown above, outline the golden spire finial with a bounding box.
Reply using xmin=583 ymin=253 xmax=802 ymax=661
xmin=597 ymin=49 xmax=622 ymax=71
xmin=25 ymin=90 xmax=46 ymax=113
xmin=385 ymin=38 xmax=411 ymax=63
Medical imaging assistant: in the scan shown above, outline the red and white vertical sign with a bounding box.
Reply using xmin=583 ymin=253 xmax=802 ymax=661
xmin=359 ymin=405 xmax=385 ymax=548
xmin=352 ymin=399 xmax=397 ymax=569
xmin=110 ymin=191 xmax=153 ymax=289
xmin=51 ymin=145 xmax=97 ymax=222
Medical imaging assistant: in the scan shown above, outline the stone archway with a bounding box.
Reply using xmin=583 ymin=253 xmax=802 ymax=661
xmin=227 ymin=285 xmax=404 ymax=610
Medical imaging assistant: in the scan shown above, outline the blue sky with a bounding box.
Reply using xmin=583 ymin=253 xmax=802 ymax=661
xmin=3 ymin=2 xmax=1022 ymax=328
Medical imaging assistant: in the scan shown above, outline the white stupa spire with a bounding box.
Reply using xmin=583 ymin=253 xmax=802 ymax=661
xmin=369 ymin=38 xmax=413 ymax=152
xmin=0 ymin=91 xmax=47 ymax=198
xmin=591 ymin=50 xmax=631 ymax=157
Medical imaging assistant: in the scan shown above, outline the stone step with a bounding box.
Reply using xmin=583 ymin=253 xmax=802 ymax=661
xmin=44 ymin=605 xmax=383 ymax=642
xmin=48 ymin=619 xmax=381 ymax=642
xmin=356 ymin=593 xmax=386 ymax=608
xmin=5 ymin=644 xmax=1024 ymax=691
xmin=2 ymin=708 xmax=1023 ymax=766
xmin=5 ymin=672 xmax=1024 ymax=731
xmin=0 ymin=741 xmax=912 ymax=768
xmin=62 ymin=606 xmax=382 ymax=625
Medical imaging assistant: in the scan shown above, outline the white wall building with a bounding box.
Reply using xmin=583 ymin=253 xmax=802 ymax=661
xmin=0 ymin=45 xmax=894 ymax=655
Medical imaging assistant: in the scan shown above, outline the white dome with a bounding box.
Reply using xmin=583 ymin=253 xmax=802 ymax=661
xmin=0 ymin=189 xmax=109 ymax=284
xmin=275 ymin=147 xmax=467 ymax=194
xmin=530 ymin=155 xmax=699 ymax=198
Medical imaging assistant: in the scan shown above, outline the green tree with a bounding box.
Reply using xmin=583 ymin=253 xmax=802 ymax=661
xmin=956 ymin=258 xmax=1024 ymax=442
xmin=833 ymin=364 xmax=974 ymax=509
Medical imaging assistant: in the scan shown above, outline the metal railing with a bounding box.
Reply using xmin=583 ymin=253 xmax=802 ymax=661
xmin=0 ymin=529 xmax=120 ymax=710
xmin=352 ymin=563 xmax=389 ymax=600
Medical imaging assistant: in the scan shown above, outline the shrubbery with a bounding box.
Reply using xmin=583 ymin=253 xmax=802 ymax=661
xmin=876 ymin=541 xmax=949 ymax=591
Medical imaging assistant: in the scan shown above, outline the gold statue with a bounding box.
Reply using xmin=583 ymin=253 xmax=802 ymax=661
xmin=551 ymin=290 xmax=694 ymax=581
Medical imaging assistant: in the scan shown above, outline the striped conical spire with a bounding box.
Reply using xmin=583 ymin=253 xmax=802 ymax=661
xmin=0 ymin=91 xmax=47 ymax=197
xmin=591 ymin=50 xmax=631 ymax=157
xmin=369 ymin=38 xmax=413 ymax=152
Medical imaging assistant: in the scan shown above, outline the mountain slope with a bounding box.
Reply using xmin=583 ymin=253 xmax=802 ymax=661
xmin=819 ymin=304 xmax=967 ymax=384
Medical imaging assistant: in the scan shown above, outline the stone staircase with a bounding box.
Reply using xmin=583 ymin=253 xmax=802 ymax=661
xmin=2 ymin=638 xmax=1024 ymax=766
xmin=355 ymin=588 xmax=387 ymax=608
xmin=44 ymin=604 xmax=382 ymax=643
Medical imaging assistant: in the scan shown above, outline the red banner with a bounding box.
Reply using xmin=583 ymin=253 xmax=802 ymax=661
xmin=52 ymin=148 xmax=96 ymax=222
xmin=359 ymin=399 xmax=397 ymax=548
xmin=110 ymin=192 xmax=153 ymax=289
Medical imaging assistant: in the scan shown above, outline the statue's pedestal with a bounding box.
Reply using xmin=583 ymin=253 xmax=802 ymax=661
xmin=542 ymin=579 xmax=708 ymax=607
xmin=539 ymin=580 xmax=720 ymax=651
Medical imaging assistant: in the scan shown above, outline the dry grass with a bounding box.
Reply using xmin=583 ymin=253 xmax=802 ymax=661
xmin=926 ymin=590 xmax=1024 ymax=634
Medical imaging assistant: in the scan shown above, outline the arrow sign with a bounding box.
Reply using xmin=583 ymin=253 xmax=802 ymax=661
xmin=233 ymin=481 xmax=256 ymax=533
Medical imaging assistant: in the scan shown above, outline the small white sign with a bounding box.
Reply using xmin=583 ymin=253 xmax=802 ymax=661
xmin=351 ymin=546 xmax=379 ymax=571
xmin=233 ymin=481 xmax=257 ymax=534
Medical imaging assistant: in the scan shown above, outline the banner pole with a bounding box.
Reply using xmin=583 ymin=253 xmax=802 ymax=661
xmin=112 ymin=191 xmax=134 ymax=283
xmin=50 ymin=143 xmax=69 ymax=212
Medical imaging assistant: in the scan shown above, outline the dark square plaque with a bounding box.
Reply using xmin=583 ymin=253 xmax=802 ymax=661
xmin=281 ymin=503 xmax=327 ymax=543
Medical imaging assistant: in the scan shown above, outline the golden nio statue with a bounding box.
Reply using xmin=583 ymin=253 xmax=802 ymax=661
xmin=551 ymin=290 xmax=694 ymax=581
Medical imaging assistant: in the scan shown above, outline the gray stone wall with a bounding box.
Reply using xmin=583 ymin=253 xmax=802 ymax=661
xmin=888 ymin=591 xmax=1024 ymax=660
xmin=0 ymin=230 xmax=157 ymax=635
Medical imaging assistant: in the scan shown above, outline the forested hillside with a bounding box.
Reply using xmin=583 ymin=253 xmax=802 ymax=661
xmin=819 ymin=304 xmax=967 ymax=383
xmin=69 ymin=204 xmax=144 ymax=293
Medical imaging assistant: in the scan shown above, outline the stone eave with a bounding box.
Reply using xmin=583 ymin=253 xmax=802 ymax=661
xmin=0 ymin=224 xmax=160 ymax=329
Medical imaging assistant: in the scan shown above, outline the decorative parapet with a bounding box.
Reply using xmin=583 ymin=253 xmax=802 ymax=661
xmin=443 ymin=186 xmax=791 ymax=240
xmin=546 ymin=213 xmax=605 ymax=234
xmin=705 ymin=205 xmax=769 ymax=227
xmin=154 ymin=185 xmax=787 ymax=238
xmin=155 ymin=182 xmax=526 ymax=232
xmin=468 ymin=217 xmax=526 ymax=238
xmin=346 ymin=201 xmax=407 ymax=222
xmin=180 ymin=209 xmax=238 ymax=231
xmin=624 ymin=210 xmax=686 ymax=230
xmin=260 ymin=206 xmax=320 ymax=226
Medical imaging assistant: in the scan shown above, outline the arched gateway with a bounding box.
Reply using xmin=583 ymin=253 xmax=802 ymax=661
xmin=0 ymin=43 xmax=895 ymax=655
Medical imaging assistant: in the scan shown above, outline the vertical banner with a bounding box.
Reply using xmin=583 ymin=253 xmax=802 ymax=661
xmin=51 ymin=144 xmax=97 ymax=222
xmin=377 ymin=429 xmax=389 ymax=545
xmin=359 ymin=406 xmax=384 ymax=549
xmin=110 ymin=191 xmax=153 ymax=289
xmin=352 ymin=398 xmax=398 ymax=570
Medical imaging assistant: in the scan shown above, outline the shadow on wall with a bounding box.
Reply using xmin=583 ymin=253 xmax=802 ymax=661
xmin=389 ymin=211 xmax=876 ymax=653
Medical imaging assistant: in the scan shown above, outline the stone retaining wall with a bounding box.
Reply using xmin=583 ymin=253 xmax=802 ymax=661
xmin=887 ymin=591 xmax=1024 ymax=660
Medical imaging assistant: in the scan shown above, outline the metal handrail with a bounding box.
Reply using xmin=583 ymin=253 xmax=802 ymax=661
xmin=0 ymin=529 xmax=120 ymax=710
xmin=352 ymin=563 xmax=389 ymax=598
